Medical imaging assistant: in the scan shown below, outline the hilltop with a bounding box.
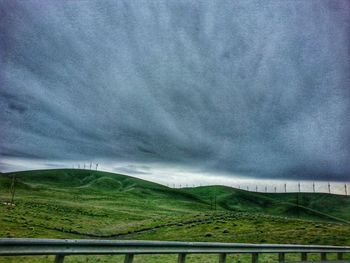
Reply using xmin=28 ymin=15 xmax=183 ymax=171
xmin=0 ymin=169 xmax=349 ymax=248
xmin=1 ymin=169 xmax=348 ymax=222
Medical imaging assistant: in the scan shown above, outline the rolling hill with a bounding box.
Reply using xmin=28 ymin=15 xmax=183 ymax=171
xmin=0 ymin=169 xmax=349 ymax=250
xmin=1 ymin=169 xmax=349 ymax=221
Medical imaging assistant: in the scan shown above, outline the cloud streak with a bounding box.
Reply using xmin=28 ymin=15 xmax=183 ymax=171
xmin=0 ymin=0 xmax=349 ymax=181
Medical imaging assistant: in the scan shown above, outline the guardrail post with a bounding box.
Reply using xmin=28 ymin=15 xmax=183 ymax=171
xmin=54 ymin=255 xmax=65 ymax=263
xmin=178 ymin=253 xmax=186 ymax=263
xmin=301 ymin=252 xmax=307 ymax=261
xmin=219 ymin=253 xmax=227 ymax=263
xmin=1 ymin=239 xmax=349 ymax=263
xmin=278 ymin=252 xmax=285 ymax=262
xmin=124 ymin=254 xmax=134 ymax=263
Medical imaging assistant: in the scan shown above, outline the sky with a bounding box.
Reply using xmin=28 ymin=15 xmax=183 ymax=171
xmin=0 ymin=0 xmax=350 ymax=187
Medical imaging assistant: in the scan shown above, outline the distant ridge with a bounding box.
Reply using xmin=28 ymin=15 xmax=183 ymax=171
xmin=1 ymin=169 xmax=349 ymax=223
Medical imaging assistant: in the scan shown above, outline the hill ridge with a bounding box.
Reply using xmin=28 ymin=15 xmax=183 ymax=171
xmin=1 ymin=169 xmax=349 ymax=223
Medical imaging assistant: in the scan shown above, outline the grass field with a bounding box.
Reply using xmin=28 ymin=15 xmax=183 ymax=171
xmin=0 ymin=169 xmax=349 ymax=262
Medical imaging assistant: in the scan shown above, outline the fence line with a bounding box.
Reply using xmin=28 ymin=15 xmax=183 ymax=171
xmin=1 ymin=238 xmax=349 ymax=263
xmin=170 ymin=182 xmax=349 ymax=196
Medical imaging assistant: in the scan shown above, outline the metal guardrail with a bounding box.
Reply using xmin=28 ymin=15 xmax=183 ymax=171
xmin=0 ymin=238 xmax=349 ymax=263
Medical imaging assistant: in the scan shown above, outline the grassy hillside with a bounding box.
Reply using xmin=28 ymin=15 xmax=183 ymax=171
xmin=0 ymin=169 xmax=349 ymax=262
xmin=184 ymin=186 xmax=350 ymax=223
xmin=2 ymin=169 xmax=349 ymax=223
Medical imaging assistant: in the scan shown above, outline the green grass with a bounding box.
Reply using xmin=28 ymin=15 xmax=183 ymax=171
xmin=0 ymin=169 xmax=349 ymax=263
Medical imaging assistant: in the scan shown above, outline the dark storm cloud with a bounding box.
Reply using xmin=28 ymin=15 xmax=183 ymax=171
xmin=1 ymin=0 xmax=350 ymax=180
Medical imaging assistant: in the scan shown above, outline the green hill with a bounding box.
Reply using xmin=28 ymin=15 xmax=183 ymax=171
xmin=2 ymin=169 xmax=349 ymax=223
xmin=184 ymin=185 xmax=350 ymax=223
xmin=0 ymin=169 xmax=349 ymax=250
xmin=1 ymin=169 xmax=165 ymax=190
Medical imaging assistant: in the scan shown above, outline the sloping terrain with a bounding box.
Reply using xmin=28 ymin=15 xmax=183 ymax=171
xmin=0 ymin=169 xmax=349 ymax=249
xmin=184 ymin=186 xmax=350 ymax=222
xmin=2 ymin=169 xmax=349 ymax=222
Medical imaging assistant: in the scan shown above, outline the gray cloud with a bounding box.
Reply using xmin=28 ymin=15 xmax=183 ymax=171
xmin=0 ymin=0 xmax=349 ymax=181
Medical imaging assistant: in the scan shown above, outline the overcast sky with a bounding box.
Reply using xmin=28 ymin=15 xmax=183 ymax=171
xmin=0 ymin=0 xmax=349 ymax=183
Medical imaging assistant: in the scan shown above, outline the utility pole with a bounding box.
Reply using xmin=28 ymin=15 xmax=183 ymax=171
xmin=9 ymin=174 xmax=16 ymax=206
xmin=265 ymin=186 xmax=267 ymax=193
xmin=274 ymin=186 xmax=277 ymax=193
xmin=214 ymin=188 xmax=217 ymax=211
xmin=296 ymin=193 xmax=300 ymax=219
xmin=297 ymin=182 xmax=300 ymax=219
xmin=297 ymin=182 xmax=300 ymax=218
xmin=328 ymin=182 xmax=331 ymax=194
xmin=256 ymin=185 xmax=258 ymax=192
xmin=345 ymin=184 xmax=348 ymax=196
xmin=214 ymin=193 xmax=217 ymax=211
xmin=96 ymin=163 xmax=98 ymax=171
xmin=313 ymin=182 xmax=315 ymax=193
xmin=284 ymin=183 xmax=287 ymax=193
